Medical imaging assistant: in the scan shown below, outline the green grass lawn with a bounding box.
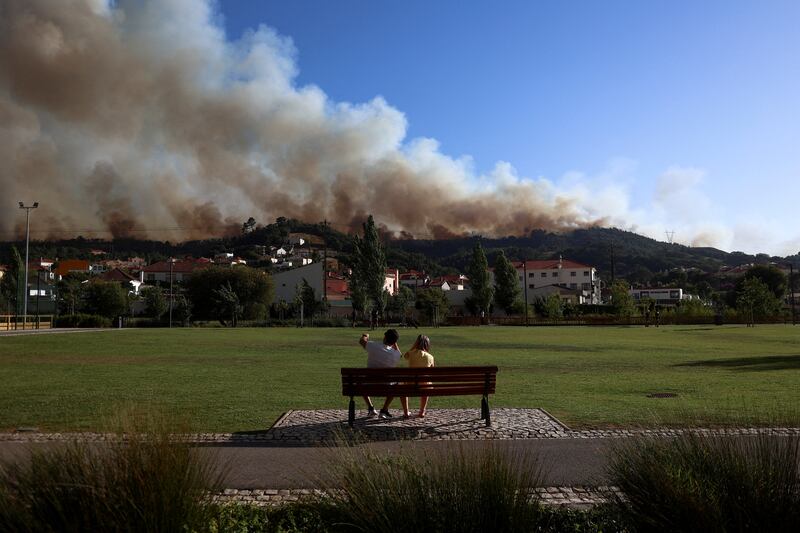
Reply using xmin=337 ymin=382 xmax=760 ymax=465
xmin=1 ymin=325 xmax=799 ymax=432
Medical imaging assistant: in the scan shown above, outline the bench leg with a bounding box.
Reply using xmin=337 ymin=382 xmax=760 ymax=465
xmin=348 ymin=396 xmax=355 ymax=428
xmin=481 ymin=395 xmax=491 ymax=427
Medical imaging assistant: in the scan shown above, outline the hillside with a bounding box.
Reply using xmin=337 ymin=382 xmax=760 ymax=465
xmin=2 ymin=219 xmax=797 ymax=281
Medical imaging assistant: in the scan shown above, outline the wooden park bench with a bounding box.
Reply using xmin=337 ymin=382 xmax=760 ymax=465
xmin=341 ymin=366 xmax=499 ymax=428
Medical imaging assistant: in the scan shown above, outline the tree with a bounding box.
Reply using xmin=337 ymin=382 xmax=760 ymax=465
xmin=351 ymin=215 xmax=388 ymax=320
xmin=493 ymin=251 xmax=521 ymax=314
xmin=415 ymin=289 xmax=449 ymax=326
xmin=466 ymin=242 xmax=493 ymax=317
xmin=538 ymin=294 xmax=563 ymax=319
xmin=610 ymin=280 xmax=635 ymax=317
xmin=83 ymin=281 xmax=129 ymax=318
xmin=295 ymin=278 xmax=325 ymax=325
xmin=241 ymin=217 xmax=257 ymax=234
xmin=741 ymin=265 xmax=786 ymax=300
xmin=212 ymin=282 xmax=243 ymax=326
xmin=0 ymin=246 xmax=22 ymax=315
xmin=736 ymin=277 xmax=781 ymax=326
xmin=141 ymin=286 xmax=167 ymax=320
xmin=57 ymin=273 xmax=87 ymax=316
xmin=186 ymin=266 xmax=274 ymax=321
xmin=388 ymin=285 xmax=415 ymax=322
xmin=172 ymin=294 xmax=192 ymax=326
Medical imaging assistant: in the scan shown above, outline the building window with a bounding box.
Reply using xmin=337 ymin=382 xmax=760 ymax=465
xmin=551 ymin=272 xmax=558 ymax=277
xmin=528 ymin=283 xmax=535 ymax=289
xmin=570 ymin=283 xmax=577 ymax=289
xmin=582 ymin=283 xmax=590 ymax=290
xmin=540 ymin=272 xmax=547 ymax=278
xmin=584 ymin=271 xmax=590 ymax=276
xmin=570 ymin=271 xmax=576 ymax=277
xmin=528 ymin=272 xmax=535 ymax=278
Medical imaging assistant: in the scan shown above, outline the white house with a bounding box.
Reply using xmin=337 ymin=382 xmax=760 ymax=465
xmin=384 ymin=269 xmax=399 ymax=296
xmin=509 ymin=257 xmax=600 ymax=305
xmin=272 ymin=262 xmax=324 ymax=303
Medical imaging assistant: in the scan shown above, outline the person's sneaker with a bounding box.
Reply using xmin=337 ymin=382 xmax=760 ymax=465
xmin=379 ymin=409 xmax=393 ymax=419
xmin=366 ymin=407 xmax=377 ymax=418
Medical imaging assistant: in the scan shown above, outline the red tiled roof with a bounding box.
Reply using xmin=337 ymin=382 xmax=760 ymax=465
xmin=99 ymin=268 xmax=138 ymax=282
xmin=54 ymin=259 xmax=90 ymax=276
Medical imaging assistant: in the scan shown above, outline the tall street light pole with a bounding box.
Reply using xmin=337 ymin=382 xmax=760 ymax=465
xmin=18 ymin=202 xmax=38 ymax=330
xmin=169 ymin=258 xmax=175 ymax=328
xmin=522 ymin=259 xmax=529 ymax=326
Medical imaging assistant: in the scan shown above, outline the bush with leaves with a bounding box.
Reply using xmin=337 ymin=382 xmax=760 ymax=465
xmin=609 ymin=433 xmax=800 ymax=532
xmin=82 ymin=280 xmax=129 ymax=319
xmin=415 ymin=288 xmax=449 ymax=326
xmin=141 ymin=286 xmax=167 ymax=320
xmin=610 ymin=280 xmax=635 ymax=317
xmin=0 ymin=411 xmax=224 ymax=532
xmin=322 ymin=444 xmax=546 ymax=533
xmin=186 ymin=266 xmax=273 ymax=322
xmin=737 ymin=277 xmax=781 ymax=325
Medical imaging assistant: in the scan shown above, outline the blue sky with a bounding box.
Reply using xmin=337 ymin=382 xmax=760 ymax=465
xmin=216 ymin=0 xmax=799 ymax=254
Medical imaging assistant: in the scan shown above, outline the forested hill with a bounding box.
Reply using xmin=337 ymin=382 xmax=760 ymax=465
xmin=2 ymin=219 xmax=797 ymax=280
xmin=391 ymin=227 xmax=778 ymax=279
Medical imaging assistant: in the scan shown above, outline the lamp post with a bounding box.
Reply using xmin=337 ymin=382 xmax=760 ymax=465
xmin=18 ymin=202 xmax=38 ymax=330
xmin=790 ymin=263 xmax=797 ymax=326
xmin=522 ymin=259 xmax=529 ymax=326
xmin=169 ymin=258 xmax=175 ymax=328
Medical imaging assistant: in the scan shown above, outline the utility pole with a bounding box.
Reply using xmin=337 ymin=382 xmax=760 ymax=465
xmin=169 ymin=258 xmax=175 ymax=328
xmin=322 ymin=219 xmax=328 ymax=303
xmin=35 ymin=268 xmax=41 ymax=328
xmin=18 ymin=202 xmax=38 ymax=330
xmin=791 ymin=263 xmax=797 ymax=326
xmin=523 ymin=259 xmax=529 ymax=326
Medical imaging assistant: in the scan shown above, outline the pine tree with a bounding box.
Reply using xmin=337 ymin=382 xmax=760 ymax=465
xmin=466 ymin=241 xmax=493 ymax=316
xmin=493 ymin=251 xmax=521 ymax=314
xmin=351 ymin=215 xmax=388 ymax=320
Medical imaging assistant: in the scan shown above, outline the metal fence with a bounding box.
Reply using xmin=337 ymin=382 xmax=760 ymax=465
xmin=1 ymin=315 xmax=54 ymax=331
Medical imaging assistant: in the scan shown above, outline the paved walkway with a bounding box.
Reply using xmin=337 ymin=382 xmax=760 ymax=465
xmin=5 ymin=408 xmax=797 ymax=445
xmin=3 ymin=409 xmax=798 ymax=508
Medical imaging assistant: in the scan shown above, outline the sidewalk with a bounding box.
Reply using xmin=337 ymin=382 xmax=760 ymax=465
xmin=2 ymin=409 xmax=798 ymax=508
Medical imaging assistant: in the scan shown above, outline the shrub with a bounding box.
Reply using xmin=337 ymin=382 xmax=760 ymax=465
xmin=320 ymin=444 xmax=545 ymax=533
xmin=0 ymin=412 xmax=224 ymax=532
xmin=210 ymin=502 xmax=337 ymax=533
xmin=54 ymin=313 xmax=112 ymax=328
xmin=608 ymin=433 xmax=800 ymax=532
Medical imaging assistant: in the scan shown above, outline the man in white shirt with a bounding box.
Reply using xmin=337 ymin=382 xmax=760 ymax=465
xmin=359 ymin=329 xmax=401 ymax=419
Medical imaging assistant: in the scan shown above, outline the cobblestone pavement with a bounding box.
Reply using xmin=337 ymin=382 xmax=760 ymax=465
xmin=210 ymin=486 xmax=620 ymax=509
xmin=3 ymin=408 xmax=800 ymax=444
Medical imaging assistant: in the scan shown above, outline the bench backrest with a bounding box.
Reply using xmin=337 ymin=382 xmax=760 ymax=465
xmin=341 ymin=366 xmax=498 ymax=397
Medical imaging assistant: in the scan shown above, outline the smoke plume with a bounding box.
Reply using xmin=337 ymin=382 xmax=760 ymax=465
xmin=0 ymin=0 xmax=634 ymax=241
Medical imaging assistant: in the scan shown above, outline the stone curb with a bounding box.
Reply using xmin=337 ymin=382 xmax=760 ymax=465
xmin=209 ymin=486 xmax=621 ymax=508
xmin=3 ymin=409 xmax=800 ymax=444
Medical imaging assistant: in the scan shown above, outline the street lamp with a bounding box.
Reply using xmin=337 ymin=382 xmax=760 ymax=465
xmin=169 ymin=258 xmax=175 ymax=328
xmin=18 ymin=202 xmax=38 ymax=330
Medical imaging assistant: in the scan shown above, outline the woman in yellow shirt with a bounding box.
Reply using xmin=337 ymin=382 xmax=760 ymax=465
xmin=400 ymin=335 xmax=435 ymax=418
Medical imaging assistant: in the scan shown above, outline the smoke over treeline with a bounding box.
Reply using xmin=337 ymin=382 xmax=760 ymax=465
xmin=1 ymin=0 xmax=609 ymax=242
